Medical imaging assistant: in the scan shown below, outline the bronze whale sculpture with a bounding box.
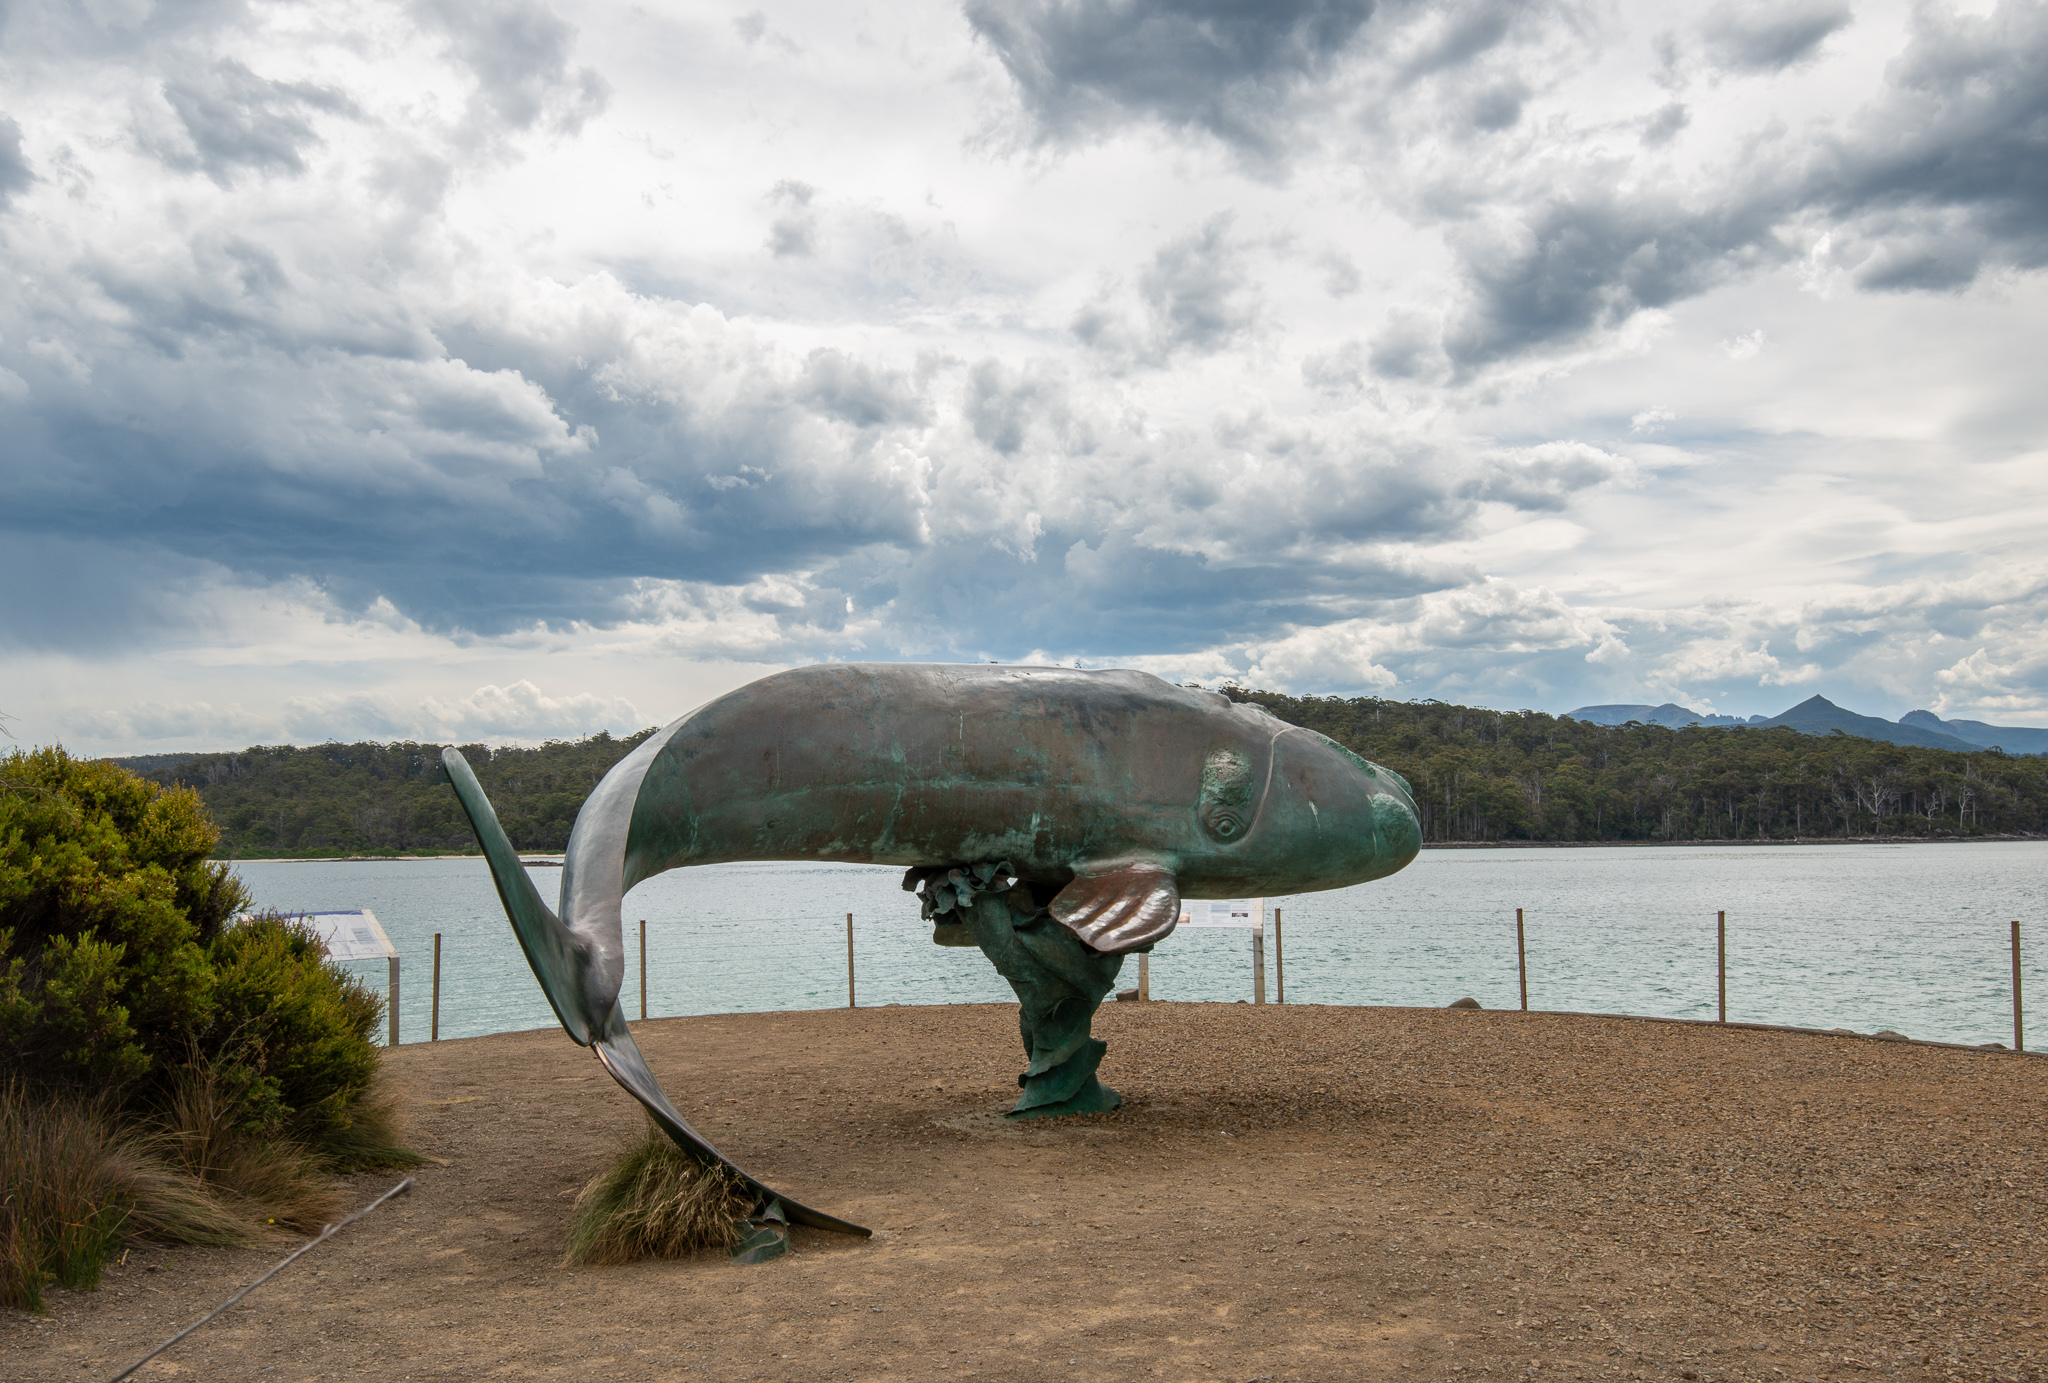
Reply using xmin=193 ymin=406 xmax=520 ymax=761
xmin=442 ymin=663 xmax=1422 ymax=1241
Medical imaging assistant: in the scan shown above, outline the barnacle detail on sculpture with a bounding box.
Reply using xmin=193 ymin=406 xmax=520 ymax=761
xmin=442 ymin=663 xmax=1423 ymax=1245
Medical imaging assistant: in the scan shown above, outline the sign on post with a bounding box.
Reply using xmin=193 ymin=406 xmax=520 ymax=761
xmin=1173 ymin=898 xmax=1268 ymax=1003
xmin=299 ymin=911 xmax=401 ymax=1045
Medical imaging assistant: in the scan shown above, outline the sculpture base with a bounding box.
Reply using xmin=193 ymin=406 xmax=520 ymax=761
xmin=959 ymin=892 xmax=1125 ymax=1119
xmin=1007 ymin=1079 xmax=1121 ymax=1119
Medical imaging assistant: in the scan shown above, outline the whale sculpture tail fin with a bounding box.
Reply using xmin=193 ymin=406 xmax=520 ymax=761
xmin=441 ymin=746 xmax=872 ymax=1244
xmin=441 ymin=746 xmax=606 ymax=1045
xmin=587 ymin=1009 xmax=871 ymax=1238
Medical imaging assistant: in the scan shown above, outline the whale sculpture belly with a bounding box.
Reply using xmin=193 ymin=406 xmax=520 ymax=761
xmin=442 ymin=664 xmax=1421 ymax=1245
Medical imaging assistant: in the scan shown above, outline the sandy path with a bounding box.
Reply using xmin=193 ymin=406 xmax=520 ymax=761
xmin=8 ymin=1002 xmax=2044 ymax=1383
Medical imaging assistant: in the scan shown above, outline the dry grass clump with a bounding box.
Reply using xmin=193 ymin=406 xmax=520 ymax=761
xmin=0 ymin=1082 xmax=245 ymax=1313
xmin=564 ymin=1119 xmax=752 ymax=1266
xmin=153 ymin=1063 xmax=343 ymax=1233
xmin=0 ymin=1062 xmax=412 ymax=1311
xmin=312 ymin=1080 xmax=418 ymax=1173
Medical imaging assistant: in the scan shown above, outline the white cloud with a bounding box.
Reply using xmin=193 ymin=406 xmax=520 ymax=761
xmin=4 ymin=0 xmax=2047 ymax=750
xmin=1721 ymin=329 xmax=1768 ymax=360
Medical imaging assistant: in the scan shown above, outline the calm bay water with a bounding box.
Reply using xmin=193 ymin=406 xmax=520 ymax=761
xmin=234 ymin=841 xmax=2048 ymax=1050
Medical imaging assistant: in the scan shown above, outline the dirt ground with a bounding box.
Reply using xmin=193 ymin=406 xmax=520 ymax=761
xmin=8 ymin=1002 xmax=2045 ymax=1383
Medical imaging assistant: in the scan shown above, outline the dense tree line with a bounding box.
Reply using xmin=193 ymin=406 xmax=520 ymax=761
xmin=118 ymin=692 xmax=2048 ymax=857
xmin=1233 ymin=692 xmax=2048 ymax=843
xmin=125 ymin=732 xmax=655 ymax=857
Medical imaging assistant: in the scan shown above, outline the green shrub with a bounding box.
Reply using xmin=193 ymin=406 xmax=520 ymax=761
xmin=1 ymin=748 xmax=247 ymax=1090
xmin=0 ymin=750 xmax=415 ymax=1307
xmin=203 ymin=912 xmax=385 ymax=1153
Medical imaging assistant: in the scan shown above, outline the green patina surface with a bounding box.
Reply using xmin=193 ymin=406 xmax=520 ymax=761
xmin=918 ymin=862 xmax=1127 ymax=1117
xmin=448 ymin=664 xmax=1426 ymax=1245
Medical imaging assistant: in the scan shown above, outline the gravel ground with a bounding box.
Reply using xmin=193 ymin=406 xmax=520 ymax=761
xmin=8 ymin=1002 xmax=2044 ymax=1383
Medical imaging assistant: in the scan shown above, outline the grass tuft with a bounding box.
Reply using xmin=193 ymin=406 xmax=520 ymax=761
xmin=151 ymin=1062 xmax=342 ymax=1233
xmin=564 ymin=1119 xmax=752 ymax=1265
xmin=0 ymin=1082 xmax=246 ymax=1313
xmin=310 ymin=1079 xmax=424 ymax=1172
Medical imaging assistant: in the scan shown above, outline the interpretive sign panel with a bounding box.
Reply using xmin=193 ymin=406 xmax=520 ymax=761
xmin=1177 ymin=898 xmax=1265 ymax=929
xmin=302 ymin=910 xmax=398 ymax=960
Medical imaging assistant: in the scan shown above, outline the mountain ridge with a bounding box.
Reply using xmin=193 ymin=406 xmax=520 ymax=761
xmin=1566 ymin=696 xmax=2043 ymax=754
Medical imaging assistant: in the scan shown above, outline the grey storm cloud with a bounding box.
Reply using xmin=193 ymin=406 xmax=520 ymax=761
xmin=1075 ymin=215 xmax=1262 ymax=364
xmin=1427 ymin=1 xmax=2048 ymax=371
xmin=1700 ymin=2 xmax=1853 ymax=74
xmin=158 ymin=60 xmax=356 ymax=184
xmin=965 ymin=0 xmax=1377 ymax=161
xmin=0 ymin=116 xmax=30 ymax=205
xmin=10 ymin=0 xmax=2048 ymax=734
xmin=417 ymin=0 xmax=610 ymax=139
xmin=797 ymin=349 xmax=931 ymax=428
xmin=963 ymin=359 xmax=1092 ymax=457
xmin=765 ymin=180 xmax=819 ymax=258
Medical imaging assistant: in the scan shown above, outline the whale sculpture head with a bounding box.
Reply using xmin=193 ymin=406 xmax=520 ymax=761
xmin=1175 ymin=712 xmax=1421 ymax=898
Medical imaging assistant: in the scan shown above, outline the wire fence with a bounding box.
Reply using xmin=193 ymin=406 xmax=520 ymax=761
xmin=249 ymin=845 xmax=2048 ymax=1053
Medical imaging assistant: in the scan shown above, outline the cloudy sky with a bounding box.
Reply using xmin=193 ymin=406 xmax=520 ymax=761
xmin=6 ymin=0 xmax=2047 ymax=753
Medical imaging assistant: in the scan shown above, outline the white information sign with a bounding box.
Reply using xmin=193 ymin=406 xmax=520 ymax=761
xmin=301 ymin=910 xmax=397 ymax=961
xmin=1176 ymin=898 xmax=1265 ymax=929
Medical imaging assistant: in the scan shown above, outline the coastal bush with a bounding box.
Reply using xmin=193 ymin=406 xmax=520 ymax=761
xmin=203 ymin=911 xmax=388 ymax=1154
xmin=0 ymin=748 xmax=413 ymax=1308
xmin=564 ymin=1118 xmax=750 ymax=1265
xmin=1 ymin=748 xmax=246 ymax=1089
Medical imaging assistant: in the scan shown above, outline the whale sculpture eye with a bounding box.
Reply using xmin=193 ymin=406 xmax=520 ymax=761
xmin=1198 ymin=748 xmax=1256 ymax=844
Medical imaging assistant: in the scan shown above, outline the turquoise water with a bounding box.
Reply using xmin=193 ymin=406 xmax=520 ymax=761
xmin=233 ymin=841 xmax=2048 ymax=1049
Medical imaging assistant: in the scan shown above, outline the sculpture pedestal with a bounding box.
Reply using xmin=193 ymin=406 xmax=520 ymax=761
xmin=959 ymin=892 xmax=1126 ymax=1118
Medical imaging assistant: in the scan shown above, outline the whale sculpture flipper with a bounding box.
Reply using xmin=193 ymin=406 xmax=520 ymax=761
xmin=440 ymin=747 xmax=870 ymax=1239
xmin=1049 ymin=861 xmax=1180 ymax=953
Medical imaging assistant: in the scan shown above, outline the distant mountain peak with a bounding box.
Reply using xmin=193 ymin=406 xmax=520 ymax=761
xmin=1897 ymin=708 xmax=2048 ymax=755
xmin=1566 ymin=693 xmax=2041 ymax=753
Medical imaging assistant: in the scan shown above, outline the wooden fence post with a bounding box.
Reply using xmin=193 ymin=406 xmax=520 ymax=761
xmin=387 ymin=956 xmax=400 ymax=1046
xmin=430 ymin=933 xmax=441 ymax=1042
xmin=1139 ymin=951 xmax=1150 ymax=1002
xmin=1718 ymin=910 xmax=1727 ymax=1024
xmin=1252 ymin=923 xmax=1267 ymax=1005
xmin=2014 ymin=920 xmax=2025 ymax=1053
xmin=846 ymin=913 xmax=856 ymax=1009
xmin=1274 ymin=907 xmax=1285 ymax=1004
xmin=639 ymin=918 xmax=648 ymax=1021
xmin=1517 ymin=907 xmax=1528 ymax=1012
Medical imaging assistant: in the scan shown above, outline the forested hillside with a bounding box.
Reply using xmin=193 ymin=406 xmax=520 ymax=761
xmin=126 ymin=733 xmax=654 ymax=857
xmin=1235 ymin=692 xmax=2048 ymax=843
xmin=120 ymin=691 xmax=2048 ymax=857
